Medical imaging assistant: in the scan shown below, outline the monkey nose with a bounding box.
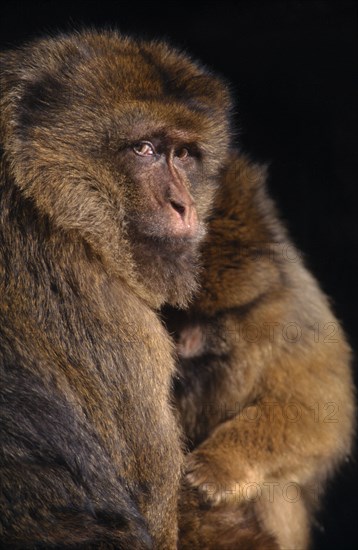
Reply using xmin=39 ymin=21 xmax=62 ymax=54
xmin=169 ymin=199 xmax=198 ymax=237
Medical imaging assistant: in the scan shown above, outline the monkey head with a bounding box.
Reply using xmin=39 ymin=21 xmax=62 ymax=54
xmin=0 ymin=30 xmax=232 ymax=307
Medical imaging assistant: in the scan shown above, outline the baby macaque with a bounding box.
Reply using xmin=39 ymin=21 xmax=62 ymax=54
xmin=165 ymin=152 xmax=355 ymax=549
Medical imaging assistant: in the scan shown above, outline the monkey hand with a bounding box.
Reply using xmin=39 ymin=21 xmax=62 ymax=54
xmin=185 ymin=446 xmax=260 ymax=507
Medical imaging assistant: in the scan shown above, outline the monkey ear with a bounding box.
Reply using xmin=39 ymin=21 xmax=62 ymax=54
xmin=1 ymin=48 xmax=130 ymax=274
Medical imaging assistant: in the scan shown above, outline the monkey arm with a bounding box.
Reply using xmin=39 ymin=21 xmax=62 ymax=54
xmin=174 ymin=277 xmax=354 ymax=550
xmin=185 ymin=396 xmax=344 ymax=505
xmin=183 ymin=313 xmax=354 ymax=507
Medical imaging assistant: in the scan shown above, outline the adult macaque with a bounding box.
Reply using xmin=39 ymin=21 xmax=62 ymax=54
xmin=165 ymin=153 xmax=355 ymax=549
xmin=0 ymin=30 xmax=232 ymax=548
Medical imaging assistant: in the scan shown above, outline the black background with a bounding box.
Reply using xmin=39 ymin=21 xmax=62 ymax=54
xmin=1 ymin=1 xmax=357 ymax=548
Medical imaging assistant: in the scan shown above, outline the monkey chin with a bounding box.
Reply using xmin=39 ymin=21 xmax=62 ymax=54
xmin=131 ymin=229 xmax=206 ymax=309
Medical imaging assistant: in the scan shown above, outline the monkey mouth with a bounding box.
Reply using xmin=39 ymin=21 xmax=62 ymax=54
xmin=132 ymin=230 xmax=205 ymax=255
xmin=131 ymin=230 xmax=203 ymax=308
xmin=127 ymin=213 xmax=206 ymax=245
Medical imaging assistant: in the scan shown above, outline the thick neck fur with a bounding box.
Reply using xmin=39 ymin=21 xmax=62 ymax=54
xmin=0 ymin=175 xmax=107 ymax=312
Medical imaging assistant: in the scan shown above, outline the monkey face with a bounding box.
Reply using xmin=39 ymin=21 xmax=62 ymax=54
xmin=1 ymin=30 xmax=232 ymax=305
xmin=117 ymin=133 xmax=206 ymax=241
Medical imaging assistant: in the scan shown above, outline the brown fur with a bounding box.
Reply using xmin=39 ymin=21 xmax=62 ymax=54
xmin=165 ymin=153 xmax=355 ymax=548
xmin=179 ymin=482 xmax=279 ymax=549
xmin=0 ymin=30 xmax=232 ymax=548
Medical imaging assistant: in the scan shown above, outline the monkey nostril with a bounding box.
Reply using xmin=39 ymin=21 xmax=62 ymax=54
xmin=170 ymin=200 xmax=186 ymax=217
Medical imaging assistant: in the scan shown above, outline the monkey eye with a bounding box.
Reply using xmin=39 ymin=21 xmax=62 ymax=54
xmin=175 ymin=147 xmax=190 ymax=160
xmin=133 ymin=141 xmax=156 ymax=156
